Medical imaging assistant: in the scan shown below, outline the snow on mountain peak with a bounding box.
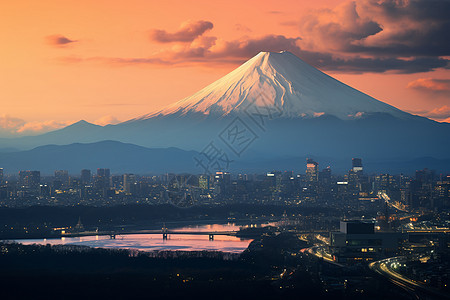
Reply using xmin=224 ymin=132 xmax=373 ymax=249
xmin=139 ymin=51 xmax=407 ymax=120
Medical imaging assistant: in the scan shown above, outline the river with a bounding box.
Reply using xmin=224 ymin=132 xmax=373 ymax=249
xmin=14 ymin=223 xmax=254 ymax=254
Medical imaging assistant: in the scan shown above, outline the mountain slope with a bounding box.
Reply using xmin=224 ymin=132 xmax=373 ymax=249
xmin=135 ymin=51 xmax=408 ymax=120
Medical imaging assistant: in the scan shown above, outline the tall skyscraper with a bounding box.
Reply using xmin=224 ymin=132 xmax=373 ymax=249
xmin=0 ymin=168 xmax=3 ymax=184
xmin=123 ymin=173 xmax=136 ymax=194
xmin=97 ymin=168 xmax=110 ymax=178
xmin=18 ymin=171 xmax=40 ymax=190
xmin=352 ymin=158 xmax=363 ymax=173
xmin=54 ymin=170 xmax=69 ymax=187
xmin=81 ymin=169 xmax=91 ymax=185
xmin=305 ymin=158 xmax=319 ymax=183
xmin=95 ymin=168 xmax=110 ymax=188
xmin=305 ymin=159 xmax=319 ymax=199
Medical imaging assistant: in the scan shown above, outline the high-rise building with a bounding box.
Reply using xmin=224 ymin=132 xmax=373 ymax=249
xmin=81 ymin=169 xmax=91 ymax=185
xmin=411 ymin=168 xmax=435 ymax=209
xmin=319 ymin=167 xmax=332 ymax=185
xmin=123 ymin=173 xmax=136 ymax=194
xmin=214 ymin=171 xmax=231 ymax=194
xmin=318 ymin=166 xmax=332 ymax=198
xmin=352 ymin=158 xmax=363 ymax=173
xmin=54 ymin=170 xmax=69 ymax=187
xmin=18 ymin=171 xmax=40 ymax=190
xmin=305 ymin=158 xmax=319 ymax=199
xmin=0 ymin=168 xmax=3 ymax=184
xmin=95 ymin=168 xmax=110 ymax=190
xmin=39 ymin=184 xmax=51 ymax=197
xmin=305 ymin=158 xmax=319 ymax=183
xmin=199 ymin=175 xmax=209 ymax=190
xmin=97 ymin=168 xmax=110 ymax=178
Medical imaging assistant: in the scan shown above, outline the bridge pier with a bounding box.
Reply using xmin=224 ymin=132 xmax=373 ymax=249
xmin=163 ymin=233 xmax=168 ymax=240
xmin=209 ymin=234 xmax=214 ymax=241
xmin=110 ymin=234 xmax=116 ymax=239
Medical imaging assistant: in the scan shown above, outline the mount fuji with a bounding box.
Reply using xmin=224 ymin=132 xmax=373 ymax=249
xmin=1 ymin=51 xmax=450 ymax=173
xmin=135 ymin=51 xmax=408 ymax=120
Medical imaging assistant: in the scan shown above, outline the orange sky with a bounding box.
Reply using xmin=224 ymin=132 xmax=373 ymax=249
xmin=0 ymin=0 xmax=449 ymax=135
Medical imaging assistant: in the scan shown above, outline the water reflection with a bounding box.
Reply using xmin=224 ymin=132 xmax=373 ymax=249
xmin=15 ymin=224 xmax=253 ymax=254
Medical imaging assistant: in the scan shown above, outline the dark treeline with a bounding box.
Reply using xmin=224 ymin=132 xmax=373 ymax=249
xmin=0 ymin=232 xmax=408 ymax=300
xmin=0 ymin=203 xmax=336 ymax=225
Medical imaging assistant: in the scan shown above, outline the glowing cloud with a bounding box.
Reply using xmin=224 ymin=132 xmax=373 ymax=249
xmin=407 ymin=78 xmax=450 ymax=94
xmin=94 ymin=115 xmax=121 ymax=126
xmin=150 ymin=20 xmax=213 ymax=43
xmin=0 ymin=115 xmax=72 ymax=136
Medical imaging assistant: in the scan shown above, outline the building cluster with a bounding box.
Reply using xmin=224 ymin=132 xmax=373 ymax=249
xmin=0 ymin=158 xmax=449 ymax=210
xmin=329 ymin=220 xmax=406 ymax=264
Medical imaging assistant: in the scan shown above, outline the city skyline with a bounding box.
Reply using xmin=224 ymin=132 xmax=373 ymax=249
xmin=1 ymin=2 xmax=449 ymax=298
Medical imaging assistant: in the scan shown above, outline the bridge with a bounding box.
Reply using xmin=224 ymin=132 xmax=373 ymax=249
xmin=62 ymin=229 xmax=238 ymax=240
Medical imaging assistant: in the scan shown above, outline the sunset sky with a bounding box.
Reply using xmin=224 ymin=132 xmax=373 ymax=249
xmin=1 ymin=0 xmax=449 ymax=136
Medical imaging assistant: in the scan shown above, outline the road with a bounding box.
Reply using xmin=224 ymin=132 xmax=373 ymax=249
xmin=379 ymin=191 xmax=409 ymax=212
xmin=369 ymin=256 xmax=449 ymax=299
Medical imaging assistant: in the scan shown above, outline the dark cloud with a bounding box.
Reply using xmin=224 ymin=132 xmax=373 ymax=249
xmin=46 ymin=34 xmax=77 ymax=47
xmin=210 ymin=35 xmax=302 ymax=59
xmin=62 ymin=9 xmax=450 ymax=74
xmin=61 ymin=33 xmax=449 ymax=74
xmin=299 ymin=0 xmax=450 ymax=57
xmin=150 ymin=20 xmax=213 ymax=43
xmin=299 ymin=1 xmax=382 ymax=51
xmin=313 ymin=56 xmax=449 ymax=74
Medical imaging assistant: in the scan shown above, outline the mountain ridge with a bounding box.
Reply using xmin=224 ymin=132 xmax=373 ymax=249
xmin=0 ymin=140 xmax=198 ymax=174
xmin=135 ymin=51 xmax=409 ymax=120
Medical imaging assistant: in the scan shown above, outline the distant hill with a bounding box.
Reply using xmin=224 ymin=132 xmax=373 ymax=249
xmin=0 ymin=140 xmax=449 ymax=175
xmin=0 ymin=140 xmax=198 ymax=175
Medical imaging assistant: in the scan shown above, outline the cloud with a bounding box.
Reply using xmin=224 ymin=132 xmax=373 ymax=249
xmin=60 ymin=33 xmax=449 ymax=73
xmin=16 ymin=120 xmax=72 ymax=134
xmin=0 ymin=115 xmax=71 ymax=136
xmin=150 ymin=20 xmax=213 ymax=43
xmin=298 ymin=0 xmax=450 ymax=57
xmin=422 ymin=105 xmax=450 ymax=120
xmin=299 ymin=1 xmax=382 ymax=53
xmin=94 ymin=115 xmax=121 ymax=126
xmin=92 ymin=39 xmax=447 ymax=73
xmin=46 ymin=34 xmax=77 ymax=47
xmin=407 ymin=78 xmax=450 ymax=94
xmin=60 ymin=13 xmax=450 ymax=74
xmin=209 ymin=35 xmax=302 ymax=59
xmin=313 ymin=56 xmax=449 ymax=74
xmin=234 ymin=24 xmax=252 ymax=33
xmin=0 ymin=115 xmax=25 ymax=133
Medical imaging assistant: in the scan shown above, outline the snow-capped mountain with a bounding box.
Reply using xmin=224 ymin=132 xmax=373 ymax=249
xmin=136 ymin=51 xmax=409 ymax=120
xmin=1 ymin=51 xmax=449 ymax=172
